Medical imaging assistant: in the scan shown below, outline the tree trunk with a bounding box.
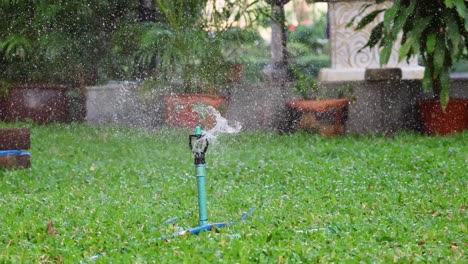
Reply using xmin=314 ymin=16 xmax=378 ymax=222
xmin=432 ymin=78 xmax=442 ymax=100
xmin=265 ymin=1 xmax=289 ymax=81
xmin=264 ymin=0 xmax=291 ymax=131
xmin=139 ymin=0 xmax=158 ymax=22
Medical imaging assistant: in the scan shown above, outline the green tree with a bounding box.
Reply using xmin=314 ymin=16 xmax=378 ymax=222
xmin=0 ymin=0 xmax=138 ymax=84
xmin=134 ymin=0 xmax=264 ymax=93
xmin=353 ymin=0 xmax=468 ymax=108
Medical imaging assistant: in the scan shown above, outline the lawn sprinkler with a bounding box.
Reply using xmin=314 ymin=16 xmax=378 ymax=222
xmin=161 ymin=125 xmax=255 ymax=239
xmin=189 ymin=125 xmax=210 ymax=227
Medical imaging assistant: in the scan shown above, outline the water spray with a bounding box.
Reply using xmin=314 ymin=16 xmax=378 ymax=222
xmin=91 ymin=123 xmax=248 ymax=259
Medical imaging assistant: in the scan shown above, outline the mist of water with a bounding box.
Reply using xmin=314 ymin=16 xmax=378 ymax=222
xmin=195 ymin=106 xmax=242 ymax=141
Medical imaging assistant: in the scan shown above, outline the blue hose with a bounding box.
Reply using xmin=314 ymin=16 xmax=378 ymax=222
xmin=160 ymin=207 xmax=256 ymax=240
xmin=0 ymin=150 xmax=30 ymax=156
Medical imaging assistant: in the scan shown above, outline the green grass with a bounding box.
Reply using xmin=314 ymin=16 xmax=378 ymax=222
xmin=1 ymin=123 xmax=467 ymax=263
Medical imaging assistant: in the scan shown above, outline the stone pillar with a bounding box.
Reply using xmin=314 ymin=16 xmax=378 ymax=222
xmin=319 ymin=0 xmax=424 ymax=82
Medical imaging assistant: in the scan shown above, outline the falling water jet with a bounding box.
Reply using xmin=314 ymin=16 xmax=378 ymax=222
xmin=192 ymin=105 xmax=242 ymax=141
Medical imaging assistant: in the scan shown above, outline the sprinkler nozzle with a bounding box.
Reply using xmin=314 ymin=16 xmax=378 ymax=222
xmin=189 ymin=126 xmax=209 ymax=165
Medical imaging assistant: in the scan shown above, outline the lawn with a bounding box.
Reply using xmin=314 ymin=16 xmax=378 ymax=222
xmin=0 ymin=123 xmax=466 ymax=263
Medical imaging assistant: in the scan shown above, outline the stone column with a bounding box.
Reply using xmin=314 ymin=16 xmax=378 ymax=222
xmin=319 ymin=0 xmax=424 ymax=82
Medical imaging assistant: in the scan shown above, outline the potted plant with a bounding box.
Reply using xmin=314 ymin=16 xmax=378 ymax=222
xmin=352 ymin=0 xmax=468 ymax=135
xmin=135 ymin=0 xmax=263 ymax=128
xmin=134 ymin=0 xmax=226 ymax=128
xmin=285 ymin=67 xmax=349 ymax=136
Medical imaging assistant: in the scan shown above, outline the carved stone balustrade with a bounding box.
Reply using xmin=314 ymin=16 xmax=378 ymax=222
xmin=318 ymin=0 xmax=424 ymax=82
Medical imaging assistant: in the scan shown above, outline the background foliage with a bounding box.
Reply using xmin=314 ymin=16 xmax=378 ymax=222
xmin=0 ymin=0 xmax=139 ymax=84
xmin=352 ymin=0 xmax=468 ymax=107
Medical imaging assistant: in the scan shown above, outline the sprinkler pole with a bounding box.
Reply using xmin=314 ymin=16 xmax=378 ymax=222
xmin=158 ymin=127 xmax=256 ymax=239
xmin=190 ymin=126 xmax=208 ymax=226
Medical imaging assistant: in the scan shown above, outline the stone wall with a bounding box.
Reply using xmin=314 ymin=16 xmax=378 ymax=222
xmin=224 ymin=78 xmax=423 ymax=134
xmin=321 ymin=80 xmax=423 ymax=134
xmin=225 ymin=81 xmax=293 ymax=130
xmin=85 ymin=77 xmax=468 ymax=134
xmin=86 ymin=81 xmax=164 ymax=128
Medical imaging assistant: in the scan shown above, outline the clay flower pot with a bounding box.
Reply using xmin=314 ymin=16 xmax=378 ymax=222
xmin=418 ymin=98 xmax=468 ymax=135
xmin=164 ymin=94 xmax=226 ymax=129
xmin=286 ymin=98 xmax=349 ymax=136
xmin=4 ymin=83 xmax=68 ymax=124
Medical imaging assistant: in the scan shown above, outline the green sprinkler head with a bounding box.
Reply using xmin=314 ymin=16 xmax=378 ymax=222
xmin=189 ymin=126 xmax=209 ymax=165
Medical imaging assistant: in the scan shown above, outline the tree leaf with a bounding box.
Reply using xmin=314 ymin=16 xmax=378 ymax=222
xmin=446 ymin=14 xmax=461 ymax=60
xmin=452 ymin=0 xmax=466 ymax=20
xmin=444 ymin=0 xmax=454 ymax=8
xmin=360 ymin=22 xmax=384 ymax=51
xmin=439 ymin=69 xmax=450 ymax=110
xmin=399 ymin=38 xmax=413 ymax=61
xmin=433 ymin=37 xmax=446 ymax=77
xmin=347 ymin=3 xmax=374 ymax=28
xmin=384 ymin=0 xmax=400 ymax=30
xmin=359 ymin=3 xmax=374 ymax=13
xmin=380 ymin=40 xmax=393 ymax=65
xmin=466 ymin=14 xmax=468 ymax=32
xmin=390 ymin=0 xmax=416 ymax=39
xmin=411 ymin=16 xmax=433 ymax=36
xmin=422 ymin=65 xmax=432 ymax=92
xmin=411 ymin=38 xmax=420 ymax=55
xmin=356 ymin=9 xmax=385 ymax=30
xmin=404 ymin=16 xmax=433 ymax=54
xmin=426 ymin=33 xmax=437 ymax=54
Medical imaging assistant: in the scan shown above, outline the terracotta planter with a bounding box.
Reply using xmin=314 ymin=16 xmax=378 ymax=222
xmin=286 ymin=98 xmax=349 ymax=136
xmin=4 ymin=83 xmax=68 ymax=124
xmin=164 ymin=94 xmax=226 ymax=129
xmin=418 ymin=98 xmax=468 ymax=135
